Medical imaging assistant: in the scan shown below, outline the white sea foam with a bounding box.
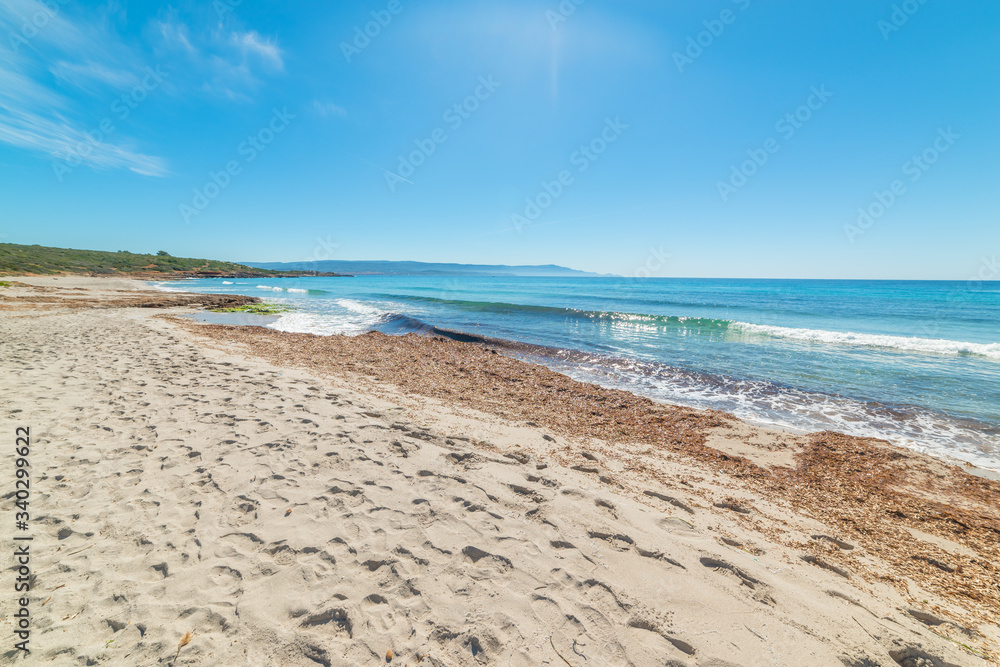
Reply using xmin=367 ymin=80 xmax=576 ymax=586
xmin=148 ymin=281 xmax=184 ymax=293
xmin=696 ymin=387 xmax=1000 ymax=473
xmin=732 ymin=322 xmax=1000 ymax=360
xmin=267 ymin=299 xmax=387 ymax=337
xmin=536 ymin=353 xmax=1000 ymax=472
xmin=335 ymin=298 xmax=382 ymax=315
xmin=256 ymin=285 xmax=284 ymax=292
xmin=286 ymin=288 xmax=308 ymax=293
xmin=268 ymin=312 xmax=369 ymax=336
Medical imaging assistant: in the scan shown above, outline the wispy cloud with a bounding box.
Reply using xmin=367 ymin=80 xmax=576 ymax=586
xmin=49 ymin=60 xmax=141 ymax=91
xmin=313 ymin=100 xmax=347 ymax=117
xmin=154 ymin=15 xmax=285 ymax=101
xmin=154 ymin=17 xmax=196 ymax=55
xmin=0 ymin=107 xmax=166 ymax=176
xmin=232 ymin=30 xmax=284 ymax=72
xmin=0 ymin=55 xmax=64 ymax=109
xmin=0 ymin=3 xmax=286 ymax=175
xmin=1 ymin=0 xmax=88 ymax=51
xmin=0 ymin=3 xmax=166 ymax=176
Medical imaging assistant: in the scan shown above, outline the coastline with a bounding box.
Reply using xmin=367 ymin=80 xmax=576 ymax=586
xmin=163 ymin=274 xmax=1000 ymax=475
xmin=2 ymin=275 xmax=998 ymax=665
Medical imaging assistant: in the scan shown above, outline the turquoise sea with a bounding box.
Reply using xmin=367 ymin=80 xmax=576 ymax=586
xmin=158 ymin=276 xmax=1000 ymax=471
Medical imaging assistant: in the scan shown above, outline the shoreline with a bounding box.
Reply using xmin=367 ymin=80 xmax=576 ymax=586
xmin=175 ymin=317 xmax=1000 ymax=617
xmin=3 ymin=275 xmax=998 ymax=665
xmin=150 ymin=276 xmax=1000 ymax=477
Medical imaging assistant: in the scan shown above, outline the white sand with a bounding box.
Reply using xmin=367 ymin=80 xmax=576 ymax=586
xmin=0 ymin=277 xmax=989 ymax=666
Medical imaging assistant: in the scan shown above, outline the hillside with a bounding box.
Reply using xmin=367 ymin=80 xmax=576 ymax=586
xmin=0 ymin=244 xmax=346 ymax=278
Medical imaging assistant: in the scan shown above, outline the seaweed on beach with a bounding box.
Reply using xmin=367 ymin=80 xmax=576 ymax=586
xmin=0 ymin=283 xmax=260 ymax=311
xmin=178 ymin=320 xmax=1000 ymax=642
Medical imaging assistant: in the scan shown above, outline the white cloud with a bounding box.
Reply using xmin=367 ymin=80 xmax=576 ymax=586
xmin=154 ymin=16 xmax=197 ymax=55
xmin=0 ymin=3 xmax=287 ymax=175
xmin=0 ymin=53 xmax=64 ymax=109
xmin=232 ymin=31 xmax=284 ymax=72
xmin=49 ymin=60 xmax=141 ymax=90
xmin=313 ymin=100 xmax=347 ymax=117
xmin=0 ymin=4 xmax=166 ymax=176
xmin=154 ymin=16 xmax=285 ymax=100
xmin=0 ymin=103 xmax=167 ymax=176
xmin=0 ymin=0 xmax=87 ymax=52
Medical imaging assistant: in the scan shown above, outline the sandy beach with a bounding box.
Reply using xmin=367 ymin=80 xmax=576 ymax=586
xmin=2 ymin=276 xmax=998 ymax=666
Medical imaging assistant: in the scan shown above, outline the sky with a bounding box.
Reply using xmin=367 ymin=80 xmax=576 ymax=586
xmin=0 ymin=0 xmax=998 ymax=279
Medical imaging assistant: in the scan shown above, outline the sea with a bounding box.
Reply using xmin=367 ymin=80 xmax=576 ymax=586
xmin=154 ymin=276 xmax=1000 ymax=472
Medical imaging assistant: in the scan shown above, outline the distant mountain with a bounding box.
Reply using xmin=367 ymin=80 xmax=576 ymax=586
xmin=244 ymin=260 xmax=605 ymax=277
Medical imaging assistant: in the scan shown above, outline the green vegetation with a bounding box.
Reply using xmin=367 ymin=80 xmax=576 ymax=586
xmin=0 ymin=281 xmax=12 ymax=287
xmin=0 ymin=243 xmax=345 ymax=277
xmin=210 ymin=303 xmax=294 ymax=315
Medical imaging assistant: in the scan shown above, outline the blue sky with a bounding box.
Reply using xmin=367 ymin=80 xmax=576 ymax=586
xmin=0 ymin=0 xmax=998 ymax=278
